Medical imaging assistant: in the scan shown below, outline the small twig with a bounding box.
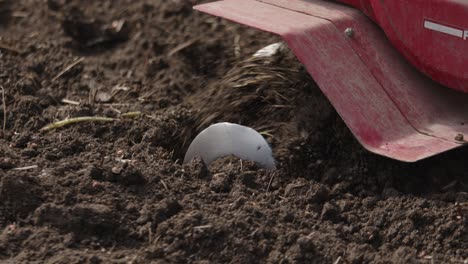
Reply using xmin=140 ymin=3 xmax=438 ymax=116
xmin=333 ymin=256 xmax=342 ymax=264
xmin=99 ymin=103 xmax=132 ymax=107
xmin=121 ymin=111 xmax=141 ymax=119
xmin=266 ymin=173 xmax=275 ymax=192
xmin=272 ymin=90 xmax=291 ymax=103
xmin=88 ymin=80 xmax=98 ymax=105
xmin=12 ymin=165 xmax=39 ymax=171
xmin=40 ymin=116 xmax=115 ymax=131
xmin=270 ymin=104 xmax=294 ymax=109
xmin=137 ymin=90 xmax=157 ymax=101
xmin=168 ymin=38 xmax=198 ymax=57
xmin=61 ymin=98 xmax=80 ymax=105
xmin=11 ymin=11 xmax=28 ymax=18
xmin=40 ymin=111 xmax=144 ymax=132
xmin=260 ymin=131 xmax=274 ymax=138
xmin=1 ymin=85 xmax=6 ymax=133
xmin=52 ymin=57 xmax=84 ymax=82
xmin=108 ymin=105 xmax=121 ymax=115
xmin=111 ymin=83 xmax=130 ymax=92
xmin=193 ymin=225 xmax=212 ymax=230
xmin=147 ymin=224 xmax=153 ymax=244
xmin=233 ymin=34 xmax=241 ymax=58
xmin=160 ymin=179 xmax=169 ymax=191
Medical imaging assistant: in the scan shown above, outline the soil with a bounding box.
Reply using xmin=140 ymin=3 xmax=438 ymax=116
xmin=0 ymin=0 xmax=467 ymax=263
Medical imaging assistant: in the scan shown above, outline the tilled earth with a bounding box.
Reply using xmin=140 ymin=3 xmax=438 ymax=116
xmin=0 ymin=1 xmax=467 ymax=263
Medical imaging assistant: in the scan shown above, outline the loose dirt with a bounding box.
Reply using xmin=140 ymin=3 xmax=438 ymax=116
xmin=0 ymin=0 xmax=467 ymax=263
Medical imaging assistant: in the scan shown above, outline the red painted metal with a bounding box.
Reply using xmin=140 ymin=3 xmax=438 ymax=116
xmin=337 ymin=0 xmax=375 ymax=21
xmin=339 ymin=0 xmax=468 ymax=93
xmin=338 ymin=0 xmax=368 ymax=11
xmin=194 ymin=0 xmax=468 ymax=162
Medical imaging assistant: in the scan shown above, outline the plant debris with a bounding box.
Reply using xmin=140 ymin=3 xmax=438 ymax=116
xmin=40 ymin=116 xmax=115 ymax=131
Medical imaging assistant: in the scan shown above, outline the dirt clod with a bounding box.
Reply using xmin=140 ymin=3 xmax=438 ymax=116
xmin=210 ymin=173 xmax=231 ymax=193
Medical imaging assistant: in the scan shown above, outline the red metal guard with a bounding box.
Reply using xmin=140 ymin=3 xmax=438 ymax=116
xmin=195 ymin=0 xmax=468 ymax=162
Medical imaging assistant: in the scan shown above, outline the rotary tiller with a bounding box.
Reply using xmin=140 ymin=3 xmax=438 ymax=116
xmin=194 ymin=0 xmax=468 ymax=162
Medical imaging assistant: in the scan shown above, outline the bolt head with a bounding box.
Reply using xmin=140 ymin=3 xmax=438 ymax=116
xmin=344 ymin=28 xmax=355 ymax=38
xmin=455 ymin=133 xmax=464 ymax=142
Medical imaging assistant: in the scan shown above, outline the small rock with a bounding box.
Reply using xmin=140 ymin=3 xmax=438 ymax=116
xmin=282 ymin=212 xmax=295 ymax=222
xmin=240 ymin=172 xmax=258 ymax=189
xmin=119 ymin=166 xmax=145 ymax=186
xmin=125 ymin=202 xmax=138 ymax=214
xmin=296 ymin=235 xmax=314 ymax=251
xmin=16 ymin=77 xmax=37 ymax=95
xmin=284 ymin=181 xmax=308 ymax=197
xmin=146 ymin=56 xmax=169 ymax=76
xmin=336 ymin=199 xmax=353 ymax=212
xmin=12 ymin=132 xmax=31 ymax=148
xmin=21 ymin=148 xmax=38 ymax=158
xmin=361 ymin=226 xmax=380 ymax=242
xmin=0 ymin=158 xmax=14 ymax=169
xmin=153 ymin=198 xmax=182 ymax=225
xmin=407 ymin=209 xmax=423 ymax=223
xmin=321 ymin=202 xmax=341 ymax=221
xmin=111 ymin=166 xmax=122 ymax=174
xmin=210 ymin=173 xmax=230 ymax=192
xmin=85 ymin=165 xmax=104 ymax=180
xmin=184 ymin=157 xmax=208 ymax=179
xmin=347 ymin=244 xmax=374 ymax=264
xmin=27 ymin=58 xmax=46 ymax=74
xmin=136 ymin=206 xmax=151 ymax=225
xmin=391 ymin=246 xmax=418 ymax=263
xmin=307 ymin=184 xmax=330 ymax=204
xmin=361 ymin=196 xmax=378 ymax=208
xmin=95 ymin=91 xmax=112 ymax=103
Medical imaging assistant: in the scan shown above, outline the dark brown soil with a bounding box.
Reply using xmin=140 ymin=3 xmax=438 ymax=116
xmin=0 ymin=0 xmax=467 ymax=263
